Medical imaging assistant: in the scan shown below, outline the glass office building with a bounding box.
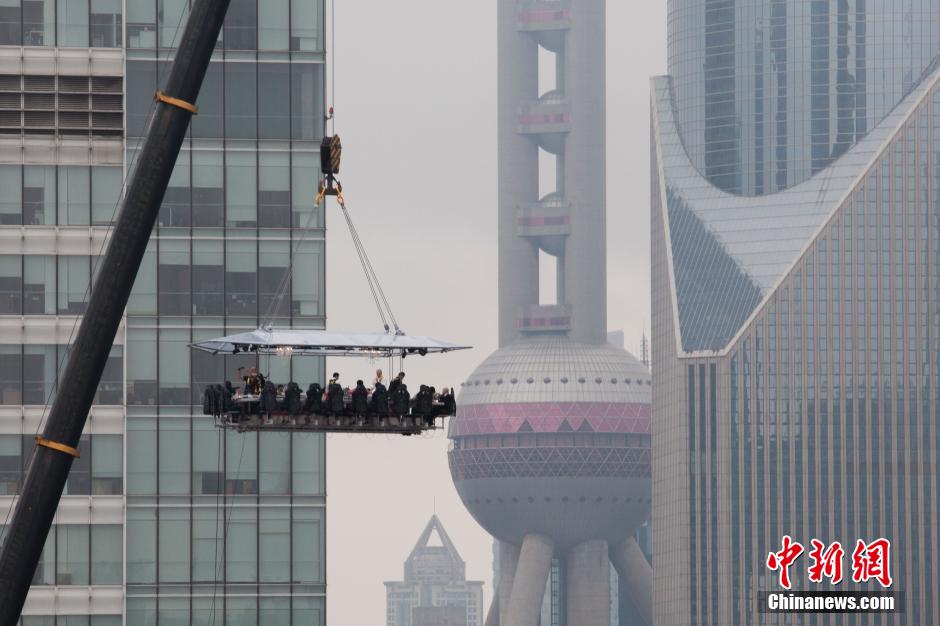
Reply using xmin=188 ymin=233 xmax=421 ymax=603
xmin=668 ymin=0 xmax=940 ymax=196
xmin=653 ymin=1 xmax=939 ymax=624
xmin=0 ymin=0 xmax=327 ymax=622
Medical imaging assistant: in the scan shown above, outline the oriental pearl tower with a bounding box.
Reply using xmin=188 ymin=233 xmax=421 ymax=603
xmin=447 ymin=1 xmax=652 ymax=625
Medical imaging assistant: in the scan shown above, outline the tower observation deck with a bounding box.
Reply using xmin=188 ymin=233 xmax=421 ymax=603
xmin=448 ymin=2 xmax=653 ymax=625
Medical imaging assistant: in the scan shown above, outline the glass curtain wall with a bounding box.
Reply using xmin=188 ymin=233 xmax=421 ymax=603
xmin=0 ymin=0 xmax=326 ymax=621
xmin=122 ymin=0 xmax=327 ymax=621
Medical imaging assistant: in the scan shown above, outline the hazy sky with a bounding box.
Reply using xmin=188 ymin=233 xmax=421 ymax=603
xmin=323 ymin=2 xmax=666 ymax=623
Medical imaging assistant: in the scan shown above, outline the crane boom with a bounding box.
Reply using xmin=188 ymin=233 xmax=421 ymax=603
xmin=0 ymin=0 xmax=231 ymax=619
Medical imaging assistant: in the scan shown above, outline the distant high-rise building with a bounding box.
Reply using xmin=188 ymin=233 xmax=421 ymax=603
xmin=447 ymin=1 xmax=653 ymax=625
xmin=653 ymin=1 xmax=940 ymax=624
xmin=385 ymin=516 xmax=484 ymax=626
xmin=0 ymin=0 xmax=327 ymax=622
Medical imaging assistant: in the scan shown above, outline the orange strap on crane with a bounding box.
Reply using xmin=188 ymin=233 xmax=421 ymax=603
xmin=35 ymin=436 xmax=80 ymax=458
xmin=154 ymin=90 xmax=199 ymax=115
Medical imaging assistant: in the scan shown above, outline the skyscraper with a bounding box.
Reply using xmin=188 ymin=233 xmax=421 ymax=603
xmin=448 ymin=1 xmax=653 ymax=625
xmin=0 ymin=0 xmax=327 ymax=622
xmin=653 ymin=1 xmax=939 ymax=624
xmin=385 ymin=515 xmax=484 ymax=626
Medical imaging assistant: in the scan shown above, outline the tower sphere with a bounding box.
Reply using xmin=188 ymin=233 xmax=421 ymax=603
xmin=448 ymin=337 xmax=651 ymax=550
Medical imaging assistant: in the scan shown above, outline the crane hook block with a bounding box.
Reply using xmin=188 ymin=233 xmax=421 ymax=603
xmin=321 ymin=134 xmax=342 ymax=175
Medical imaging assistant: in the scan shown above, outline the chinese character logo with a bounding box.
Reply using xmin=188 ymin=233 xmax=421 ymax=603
xmin=766 ymin=536 xmax=893 ymax=590
xmin=767 ymin=535 xmax=804 ymax=590
xmin=807 ymin=540 xmax=844 ymax=585
xmin=851 ymin=538 xmax=893 ymax=588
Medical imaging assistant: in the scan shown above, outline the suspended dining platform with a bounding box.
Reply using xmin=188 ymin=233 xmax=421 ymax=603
xmin=194 ymin=327 xmax=467 ymax=435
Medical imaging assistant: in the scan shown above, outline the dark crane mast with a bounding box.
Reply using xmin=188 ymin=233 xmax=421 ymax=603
xmin=0 ymin=0 xmax=232 ymax=619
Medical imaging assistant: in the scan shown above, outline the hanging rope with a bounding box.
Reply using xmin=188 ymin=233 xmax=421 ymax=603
xmin=312 ymin=175 xmax=402 ymax=335
xmin=335 ymin=193 xmax=401 ymax=334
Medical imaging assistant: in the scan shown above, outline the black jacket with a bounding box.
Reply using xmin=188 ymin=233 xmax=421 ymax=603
xmin=370 ymin=382 xmax=388 ymax=415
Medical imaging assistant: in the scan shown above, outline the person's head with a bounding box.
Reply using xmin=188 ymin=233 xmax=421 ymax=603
xmin=376 ymin=368 xmax=383 ymax=378
xmin=332 ymin=372 xmax=339 ymax=380
xmin=238 ymin=366 xmax=245 ymax=374
xmin=277 ymin=384 xmax=284 ymax=391
xmin=249 ymin=366 xmax=257 ymax=375
xmin=441 ymin=387 xmax=449 ymax=395
xmin=397 ymin=372 xmax=405 ymax=380
xmin=430 ymin=386 xmax=436 ymax=394
xmin=357 ymin=379 xmax=364 ymax=387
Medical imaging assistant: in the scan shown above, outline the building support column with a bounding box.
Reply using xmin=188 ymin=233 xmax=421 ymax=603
xmin=505 ymin=533 xmax=554 ymax=626
xmin=495 ymin=540 xmax=519 ymax=626
xmin=610 ymin=536 xmax=653 ymax=626
xmin=565 ymin=539 xmax=610 ymax=626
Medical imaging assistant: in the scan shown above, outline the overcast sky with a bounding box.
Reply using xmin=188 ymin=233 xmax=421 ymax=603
xmin=323 ymin=2 xmax=667 ymax=623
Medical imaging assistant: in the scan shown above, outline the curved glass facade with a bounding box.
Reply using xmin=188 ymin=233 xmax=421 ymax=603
xmin=653 ymin=62 xmax=936 ymax=351
xmin=668 ymin=0 xmax=940 ymax=195
xmin=653 ymin=31 xmax=940 ymax=626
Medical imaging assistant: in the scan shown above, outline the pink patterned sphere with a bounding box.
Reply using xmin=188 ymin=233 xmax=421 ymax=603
xmin=448 ymin=337 xmax=651 ymax=549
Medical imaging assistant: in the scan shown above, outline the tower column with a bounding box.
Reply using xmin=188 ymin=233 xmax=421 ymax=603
xmin=565 ymin=539 xmax=610 ymax=626
xmin=495 ymin=540 xmax=519 ymax=626
xmin=505 ymin=533 xmax=554 ymax=626
xmin=562 ymin=0 xmax=606 ymax=343
xmin=496 ymin=0 xmax=539 ymax=347
xmin=484 ymin=595 xmax=499 ymax=626
xmin=610 ymin=536 xmax=653 ymax=626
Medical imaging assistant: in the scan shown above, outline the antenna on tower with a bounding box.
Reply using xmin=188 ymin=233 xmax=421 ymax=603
xmin=640 ymin=331 xmax=650 ymax=369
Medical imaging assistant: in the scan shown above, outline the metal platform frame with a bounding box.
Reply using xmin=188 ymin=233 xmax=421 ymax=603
xmin=215 ymin=413 xmax=447 ymax=435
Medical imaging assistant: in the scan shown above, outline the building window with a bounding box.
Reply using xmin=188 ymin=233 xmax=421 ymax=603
xmin=57 ymin=0 xmax=89 ymax=46
xmin=0 ymin=256 xmax=22 ymax=314
xmin=89 ymin=0 xmax=120 ymax=47
xmin=0 ymin=166 xmax=21 ymax=225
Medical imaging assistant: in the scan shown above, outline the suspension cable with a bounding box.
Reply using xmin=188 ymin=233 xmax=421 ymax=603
xmin=337 ymin=195 xmax=400 ymax=333
xmin=334 ymin=194 xmax=400 ymax=333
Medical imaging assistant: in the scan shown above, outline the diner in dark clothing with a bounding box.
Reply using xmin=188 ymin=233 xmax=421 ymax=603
xmin=204 ymin=368 xmax=457 ymax=429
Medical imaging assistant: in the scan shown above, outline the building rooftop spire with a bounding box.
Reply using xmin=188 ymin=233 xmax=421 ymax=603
xmin=403 ymin=515 xmax=466 ymax=582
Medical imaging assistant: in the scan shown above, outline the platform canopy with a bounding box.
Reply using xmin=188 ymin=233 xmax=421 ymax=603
xmin=189 ymin=327 xmax=471 ymax=357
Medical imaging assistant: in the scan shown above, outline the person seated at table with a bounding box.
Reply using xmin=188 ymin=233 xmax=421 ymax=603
xmin=388 ymin=371 xmax=405 ymax=396
xmin=327 ymin=377 xmax=345 ymax=416
xmin=275 ymin=384 xmax=286 ymax=410
xmin=391 ymin=382 xmax=410 ymax=417
xmin=413 ymin=385 xmax=434 ymax=426
xmin=243 ymin=367 xmax=265 ymax=395
xmin=284 ymin=382 xmax=303 ymax=414
xmin=260 ymin=380 xmax=277 ymax=416
xmin=439 ymin=386 xmax=456 ymax=415
xmin=223 ymin=381 xmax=237 ymax=411
xmin=369 ymin=380 xmax=388 ymax=418
xmin=351 ymin=380 xmax=368 ymax=417
xmin=202 ymin=385 xmax=215 ymax=416
xmin=235 ymin=367 xmax=245 ymax=392
xmin=304 ymin=382 xmax=323 ymax=414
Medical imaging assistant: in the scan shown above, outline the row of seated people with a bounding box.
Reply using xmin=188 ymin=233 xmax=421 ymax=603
xmin=202 ymin=377 xmax=456 ymax=427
